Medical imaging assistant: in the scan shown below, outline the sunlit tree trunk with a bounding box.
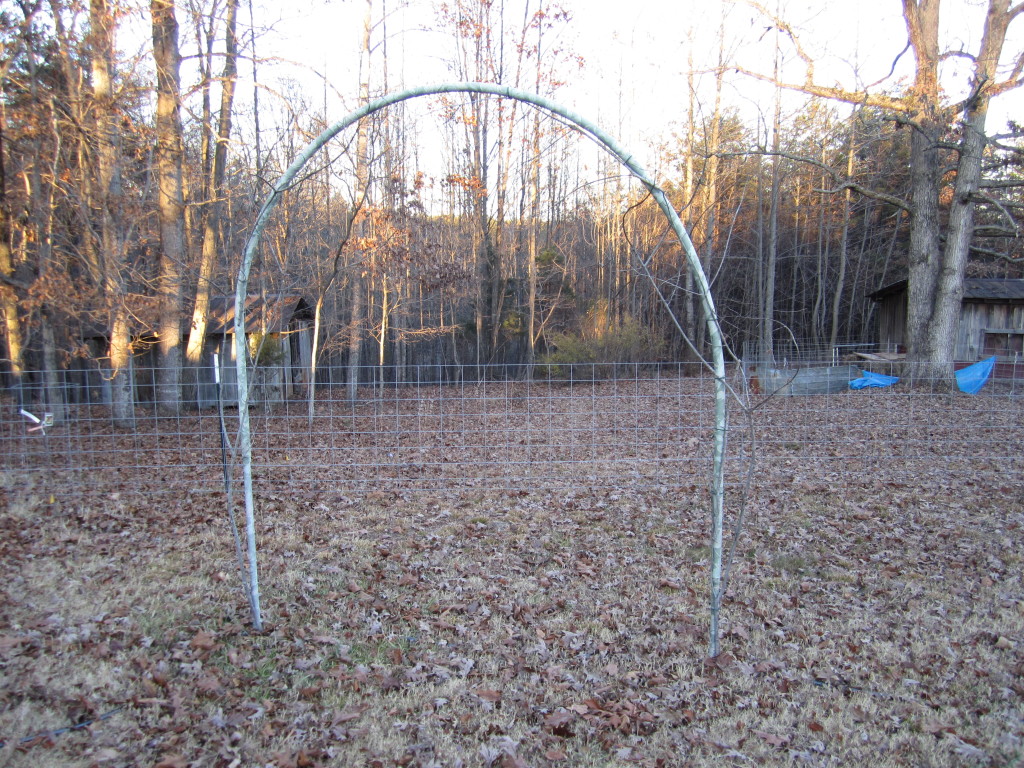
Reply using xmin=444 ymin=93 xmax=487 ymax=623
xmin=697 ymin=11 xmax=726 ymax=358
xmin=0 ymin=31 xmax=26 ymax=398
xmin=681 ymin=41 xmax=697 ymax=363
xmin=152 ymin=0 xmax=186 ymax=413
xmin=0 ymin=147 xmax=23 ymax=399
xmin=90 ymin=0 xmax=133 ymax=425
xmin=185 ymin=0 xmax=238 ymax=375
xmin=0 ymin=0 xmax=39 ymax=406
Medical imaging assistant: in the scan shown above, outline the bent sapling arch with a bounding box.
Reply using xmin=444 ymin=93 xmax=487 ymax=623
xmin=233 ymin=83 xmax=731 ymax=656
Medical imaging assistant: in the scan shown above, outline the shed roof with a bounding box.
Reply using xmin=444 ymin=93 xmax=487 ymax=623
xmin=207 ymin=294 xmax=313 ymax=336
xmin=869 ymin=278 xmax=1024 ymax=302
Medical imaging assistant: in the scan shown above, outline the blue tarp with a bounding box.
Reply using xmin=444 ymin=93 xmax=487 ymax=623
xmin=955 ymin=355 xmax=996 ymax=394
xmin=849 ymin=370 xmax=899 ymax=389
xmin=849 ymin=355 xmax=997 ymax=394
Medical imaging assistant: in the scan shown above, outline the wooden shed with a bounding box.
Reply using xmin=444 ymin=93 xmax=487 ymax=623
xmin=870 ymin=278 xmax=1024 ymax=377
xmin=198 ymin=293 xmax=314 ymax=408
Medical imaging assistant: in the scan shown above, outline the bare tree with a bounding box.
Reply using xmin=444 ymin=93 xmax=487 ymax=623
xmin=0 ymin=1 xmax=41 ymax=404
xmin=742 ymin=0 xmax=1024 ymax=384
xmin=185 ymin=0 xmax=239 ymax=376
xmin=152 ymin=0 xmax=186 ymax=413
xmin=346 ymin=0 xmax=373 ymax=400
xmin=90 ymin=0 xmax=132 ymax=425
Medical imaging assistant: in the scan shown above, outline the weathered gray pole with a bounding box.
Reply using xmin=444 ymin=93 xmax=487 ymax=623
xmin=233 ymin=82 xmax=729 ymax=655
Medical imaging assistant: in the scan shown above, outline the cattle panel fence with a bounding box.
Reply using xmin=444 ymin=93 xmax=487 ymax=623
xmin=2 ymin=363 xmax=1022 ymax=522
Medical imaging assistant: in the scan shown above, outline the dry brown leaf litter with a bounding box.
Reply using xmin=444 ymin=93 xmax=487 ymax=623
xmin=0 ymin=380 xmax=1022 ymax=766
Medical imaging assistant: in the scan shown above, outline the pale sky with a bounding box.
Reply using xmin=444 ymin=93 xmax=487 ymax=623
xmin=247 ymin=0 xmax=1022 ymax=182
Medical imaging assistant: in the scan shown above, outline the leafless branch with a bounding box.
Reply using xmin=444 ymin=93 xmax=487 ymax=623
xmin=742 ymin=1 xmax=816 ymax=82
xmin=818 ymin=182 xmax=913 ymax=213
xmin=868 ymin=40 xmax=912 ymax=89
xmin=717 ymin=147 xmax=913 ymax=213
xmin=969 ymin=243 xmax=1024 ymax=261
xmin=730 ymin=65 xmax=912 ymax=115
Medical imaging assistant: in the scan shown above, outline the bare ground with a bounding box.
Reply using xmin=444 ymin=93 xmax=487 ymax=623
xmin=0 ymin=380 xmax=1022 ymax=767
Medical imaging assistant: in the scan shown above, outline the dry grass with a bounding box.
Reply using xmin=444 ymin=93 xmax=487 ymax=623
xmin=0 ymin=380 xmax=1022 ymax=767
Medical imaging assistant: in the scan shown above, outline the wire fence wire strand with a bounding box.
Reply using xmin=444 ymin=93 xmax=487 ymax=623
xmin=3 ymin=361 xmax=1023 ymax=507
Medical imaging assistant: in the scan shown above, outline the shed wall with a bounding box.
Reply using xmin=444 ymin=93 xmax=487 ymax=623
xmin=956 ymin=302 xmax=1024 ymax=360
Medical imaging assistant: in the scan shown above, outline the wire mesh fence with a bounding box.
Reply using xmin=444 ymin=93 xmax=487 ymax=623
xmin=740 ymin=339 xmax=879 ymax=368
xmin=2 ymin=362 xmax=1023 ymax=510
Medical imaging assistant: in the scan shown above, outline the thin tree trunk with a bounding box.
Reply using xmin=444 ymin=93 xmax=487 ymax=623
xmin=346 ymin=0 xmax=372 ymax=399
xmin=185 ymin=0 xmax=238 ymax=372
xmin=762 ymin=84 xmax=781 ymax=361
xmin=346 ymin=275 xmax=363 ymax=399
xmin=830 ymin=118 xmax=855 ymax=349
xmin=378 ymin=273 xmax=388 ymax=385
xmin=681 ymin=39 xmax=697 ymax=363
xmin=527 ymin=114 xmax=540 ymax=366
xmin=698 ymin=12 xmax=726 ymax=358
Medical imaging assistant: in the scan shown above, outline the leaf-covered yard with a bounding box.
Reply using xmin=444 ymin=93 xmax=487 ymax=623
xmin=1 ymin=377 xmax=1022 ymax=766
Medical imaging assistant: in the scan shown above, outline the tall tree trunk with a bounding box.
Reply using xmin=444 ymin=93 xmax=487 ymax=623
xmin=346 ymin=0 xmax=372 ymax=399
xmin=923 ymin=0 xmax=1014 ymax=383
xmin=762 ymin=81 xmax=782 ymax=361
xmin=829 ymin=118 xmax=855 ymax=349
xmin=525 ymin=1 xmax=545 ymax=368
xmin=811 ymin=143 xmax=829 ymax=345
xmin=698 ymin=10 xmax=726 ymax=358
xmin=0 ymin=0 xmax=37 ymax=402
xmin=901 ymin=0 xmax=944 ymax=382
xmin=152 ymin=0 xmax=186 ymax=413
xmin=527 ymin=119 xmax=541 ymax=366
xmin=0 ymin=127 xmax=24 ymax=399
xmin=185 ymin=0 xmax=238 ymax=375
xmin=681 ymin=39 xmax=697 ymax=363
xmin=378 ymin=273 xmax=388 ymax=384
xmin=90 ymin=0 xmax=132 ymax=425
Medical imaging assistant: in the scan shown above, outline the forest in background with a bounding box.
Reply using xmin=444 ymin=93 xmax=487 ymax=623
xmin=1 ymin=0 xmax=1023 ymax=420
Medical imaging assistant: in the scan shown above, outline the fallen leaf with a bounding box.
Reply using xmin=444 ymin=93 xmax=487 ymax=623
xmin=332 ymin=707 xmax=365 ymax=725
xmin=190 ymin=630 xmax=217 ymax=651
xmin=544 ymin=709 xmax=575 ymax=737
xmin=752 ymin=729 xmax=790 ymax=748
xmin=196 ymin=674 xmax=223 ymax=695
